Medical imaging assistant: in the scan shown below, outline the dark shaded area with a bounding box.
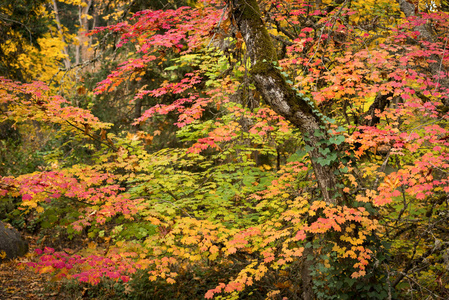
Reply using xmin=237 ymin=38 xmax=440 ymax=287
xmin=0 ymin=221 xmax=28 ymax=262
xmin=0 ymin=0 xmax=51 ymax=81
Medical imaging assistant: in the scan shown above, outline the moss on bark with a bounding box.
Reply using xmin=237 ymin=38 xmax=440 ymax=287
xmin=231 ymin=0 xmax=338 ymax=206
xmin=232 ymin=0 xmax=322 ymax=126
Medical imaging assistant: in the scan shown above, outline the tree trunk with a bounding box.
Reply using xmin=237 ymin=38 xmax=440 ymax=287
xmin=76 ymin=0 xmax=93 ymax=65
xmin=228 ymin=0 xmax=339 ymax=205
xmin=229 ymin=1 xmax=343 ymax=298
xmin=51 ymin=0 xmax=71 ymax=69
xmin=132 ymin=98 xmax=142 ymax=132
xmin=396 ymin=0 xmax=449 ymax=106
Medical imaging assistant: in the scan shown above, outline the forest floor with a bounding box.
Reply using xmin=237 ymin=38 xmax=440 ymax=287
xmin=0 ymin=259 xmax=57 ymax=300
xmin=0 ymin=234 xmax=64 ymax=300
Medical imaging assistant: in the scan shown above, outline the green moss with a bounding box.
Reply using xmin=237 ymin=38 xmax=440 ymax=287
xmin=250 ymin=63 xmax=318 ymax=120
xmin=237 ymin=0 xmax=324 ymax=127
xmin=238 ymin=0 xmax=277 ymax=62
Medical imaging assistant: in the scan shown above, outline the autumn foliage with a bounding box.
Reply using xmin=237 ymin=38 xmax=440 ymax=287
xmin=1 ymin=0 xmax=449 ymax=299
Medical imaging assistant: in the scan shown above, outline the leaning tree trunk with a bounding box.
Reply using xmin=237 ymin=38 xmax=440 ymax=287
xmin=228 ymin=0 xmax=341 ymax=298
xmin=228 ymin=0 xmax=338 ymax=205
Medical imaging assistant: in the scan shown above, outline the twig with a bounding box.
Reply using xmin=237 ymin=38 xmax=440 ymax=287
xmin=64 ymin=119 xmax=118 ymax=152
xmin=0 ymin=14 xmax=33 ymax=43
xmin=372 ymin=151 xmax=391 ymax=190
xmin=434 ymin=32 xmax=449 ymax=94
xmin=207 ymin=5 xmax=228 ymax=49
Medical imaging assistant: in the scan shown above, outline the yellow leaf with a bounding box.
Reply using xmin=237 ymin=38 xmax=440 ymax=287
xmin=39 ymin=266 xmax=54 ymax=274
xmin=166 ymin=278 xmax=176 ymax=284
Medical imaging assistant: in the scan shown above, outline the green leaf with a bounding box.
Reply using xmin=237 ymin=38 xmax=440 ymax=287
xmin=333 ymin=135 xmax=345 ymax=145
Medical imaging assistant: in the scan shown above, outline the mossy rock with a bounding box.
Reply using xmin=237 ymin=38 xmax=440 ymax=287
xmin=0 ymin=221 xmax=28 ymax=262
